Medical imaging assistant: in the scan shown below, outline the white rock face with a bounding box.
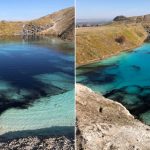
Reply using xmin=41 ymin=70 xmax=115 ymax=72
xmin=76 ymin=84 xmax=150 ymax=150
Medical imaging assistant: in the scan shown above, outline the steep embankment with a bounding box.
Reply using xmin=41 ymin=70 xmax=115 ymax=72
xmin=114 ymin=14 xmax=150 ymax=40
xmin=76 ymin=23 xmax=147 ymax=66
xmin=76 ymin=84 xmax=150 ymax=150
xmin=0 ymin=7 xmax=74 ymax=40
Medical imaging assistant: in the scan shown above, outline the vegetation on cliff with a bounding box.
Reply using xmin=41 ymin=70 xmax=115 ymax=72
xmin=0 ymin=7 xmax=74 ymax=40
xmin=76 ymin=23 xmax=147 ymax=66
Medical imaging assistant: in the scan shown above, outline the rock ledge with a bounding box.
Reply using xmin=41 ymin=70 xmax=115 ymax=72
xmin=76 ymin=84 xmax=150 ymax=150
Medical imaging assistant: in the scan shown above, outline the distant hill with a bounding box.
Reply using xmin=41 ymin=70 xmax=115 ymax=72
xmin=113 ymin=14 xmax=150 ymax=23
xmin=0 ymin=7 xmax=74 ymax=41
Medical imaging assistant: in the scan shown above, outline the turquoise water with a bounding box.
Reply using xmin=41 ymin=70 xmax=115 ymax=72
xmin=77 ymin=43 xmax=150 ymax=125
xmin=0 ymin=36 xmax=74 ymax=139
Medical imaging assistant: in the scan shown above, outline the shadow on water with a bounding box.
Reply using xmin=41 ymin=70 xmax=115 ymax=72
xmin=0 ymin=82 xmax=67 ymax=115
xmin=0 ymin=35 xmax=74 ymax=140
xmin=0 ymin=126 xmax=74 ymax=142
xmin=0 ymin=35 xmax=74 ymax=114
xmin=104 ymin=85 xmax=150 ymax=119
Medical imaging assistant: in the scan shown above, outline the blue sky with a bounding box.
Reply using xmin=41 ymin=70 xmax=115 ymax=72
xmin=77 ymin=0 xmax=150 ymax=20
xmin=0 ymin=0 xmax=74 ymax=21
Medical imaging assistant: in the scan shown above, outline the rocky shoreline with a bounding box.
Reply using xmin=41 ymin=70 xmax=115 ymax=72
xmin=76 ymin=84 xmax=150 ymax=150
xmin=0 ymin=136 xmax=74 ymax=150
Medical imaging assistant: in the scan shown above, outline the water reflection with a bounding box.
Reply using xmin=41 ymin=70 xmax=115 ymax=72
xmin=0 ymin=35 xmax=74 ymax=53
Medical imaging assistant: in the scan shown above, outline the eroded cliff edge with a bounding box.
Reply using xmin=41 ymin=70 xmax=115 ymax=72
xmin=76 ymin=84 xmax=150 ymax=150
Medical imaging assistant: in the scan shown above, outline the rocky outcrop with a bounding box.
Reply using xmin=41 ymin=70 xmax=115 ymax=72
xmin=0 ymin=136 xmax=74 ymax=150
xmin=22 ymin=23 xmax=54 ymax=35
xmin=22 ymin=7 xmax=75 ymax=40
xmin=76 ymin=84 xmax=150 ymax=150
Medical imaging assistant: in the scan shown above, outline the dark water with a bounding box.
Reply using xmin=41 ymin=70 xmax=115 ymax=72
xmin=0 ymin=36 xmax=74 ymax=139
xmin=77 ymin=43 xmax=150 ymax=125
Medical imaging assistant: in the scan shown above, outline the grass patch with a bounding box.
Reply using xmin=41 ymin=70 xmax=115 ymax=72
xmin=76 ymin=23 xmax=147 ymax=65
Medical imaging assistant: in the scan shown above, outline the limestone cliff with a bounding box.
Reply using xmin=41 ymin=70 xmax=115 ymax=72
xmin=0 ymin=7 xmax=74 ymax=41
xmin=76 ymin=84 xmax=150 ymax=150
